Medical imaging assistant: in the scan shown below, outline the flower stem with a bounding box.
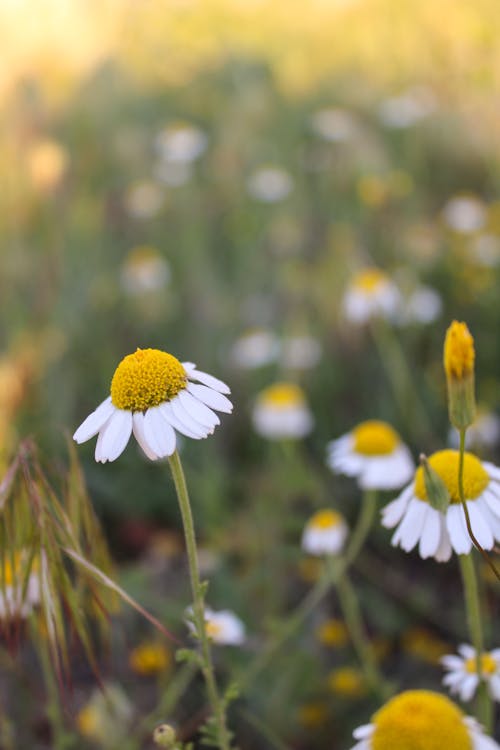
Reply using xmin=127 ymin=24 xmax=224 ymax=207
xmin=457 ymin=430 xmax=492 ymax=734
xmin=333 ymin=563 xmax=389 ymax=701
xmin=239 ymin=489 xmax=378 ymax=691
xmin=168 ymin=451 xmax=231 ymax=750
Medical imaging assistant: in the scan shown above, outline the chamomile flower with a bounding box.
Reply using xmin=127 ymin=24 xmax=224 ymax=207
xmin=229 ymin=329 xmax=280 ymax=369
xmin=381 ymin=449 xmax=500 ymax=562
xmin=247 ymin=166 xmax=293 ymax=203
xmin=186 ymin=607 xmax=245 ymax=646
xmin=73 ymin=348 xmax=232 ymax=463
xmin=448 ymin=409 xmax=500 ymax=452
xmin=120 ymin=246 xmax=170 ymax=295
xmin=327 ymin=420 xmax=414 ymax=490
xmin=442 ymin=195 xmax=486 ymax=234
xmin=310 ymin=107 xmax=358 ymax=142
xmin=441 ymin=644 xmax=500 ymax=703
xmin=125 ymin=180 xmax=165 ymax=219
xmin=350 ymin=690 xmax=499 ymax=750
xmin=301 ymin=509 xmax=348 ymax=556
xmin=155 ymin=122 xmax=208 ymax=164
xmin=252 ymin=382 xmax=313 ymax=440
xmin=342 ymin=269 xmax=401 ymax=324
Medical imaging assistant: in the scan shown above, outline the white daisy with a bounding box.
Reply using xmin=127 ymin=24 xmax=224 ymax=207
xmin=247 ymin=166 xmax=293 ymax=203
xmin=342 ymin=269 xmax=401 ymax=324
xmin=154 ymin=122 xmax=208 ymax=164
xmin=448 ymin=409 xmax=500 ymax=452
xmin=73 ymin=348 xmax=232 ymax=463
xmin=301 ymin=509 xmax=348 ymax=556
xmin=381 ymin=449 xmax=500 ymax=562
xmin=229 ymin=329 xmax=280 ymax=369
xmin=442 ymin=195 xmax=486 ymax=234
xmin=120 ymin=246 xmax=170 ymax=295
xmin=251 ymin=382 xmax=313 ymax=440
xmin=396 ymin=285 xmax=442 ymax=326
xmin=377 ymin=87 xmax=435 ymax=129
xmin=350 ymin=690 xmax=499 ymax=750
xmin=310 ymin=107 xmax=358 ymax=142
xmin=280 ymin=335 xmax=322 ymax=370
xmin=441 ymin=644 xmax=500 ymax=703
xmin=186 ymin=607 xmax=245 ymax=646
xmin=327 ymin=420 xmax=414 ymax=491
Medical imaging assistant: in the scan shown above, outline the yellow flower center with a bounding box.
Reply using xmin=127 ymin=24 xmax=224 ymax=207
xmin=129 ymin=642 xmax=171 ymax=675
xmin=465 ymin=653 xmax=497 ymax=676
xmin=316 ymin=618 xmax=348 ymax=647
xmin=110 ymin=348 xmax=187 ymax=411
xmin=372 ymin=691 xmax=472 ymax=750
xmin=444 ymin=321 xmax=475 ymax=380
xmin=206 ymin=620 xmax=223 ymax=639
xmin=309 ymin=509 xmax=343 ymax=530
xmin=352 ymin=420 xmax=399 ymax=455
xmin=258 ymin=382 xmax=305 ymax=408
xmin=327 ymin=667 xmax=365 ymax=698
xmin=414 ymin=450 xmax=488 ymax=504
xmin=352 ymin=269 xmax=388 ymax=294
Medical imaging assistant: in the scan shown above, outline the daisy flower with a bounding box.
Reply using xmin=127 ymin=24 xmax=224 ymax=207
xmin=229 ymin=328 xmax=280 ymax=369
xmin=301 ymin=509 xmax=348 ymax=556
xmin=327 ymin=420 xmax=414 ymax=490
xmin=247 ymin=166 xmax=293 ymax=203
xmin=310 ymin=107 xmax=358 ymax=142
xmin=73 ymin=348 xmax=232 ymax=463
xmin=350 ymin=690 xmax=499 ymax=750
xmin=186 ymin=607 xmax=245 ymax=646
xmin=251 ymin=382 xmax=313 ymax=440
xmin=120 ymin=246 xmax=170 ymax=295
xmin=342 ymin=269 xmax=401 ymax=324
xmin=442 ymin=195 xmax=486 ymax=234
xmin=441 ymin=644 xmax=500 ymax=703
xmin=381 ymin=449 xmax=500 ymax=562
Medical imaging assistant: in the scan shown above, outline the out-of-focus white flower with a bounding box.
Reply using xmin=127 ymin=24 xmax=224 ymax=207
xmin=74 ymin=348 xmax=232 ymax=463
xmin=310 ymin=107 xmax=358 ymax=142
xmin=342 ymin=269 xmax=401 ymax=324
xmin=471 ymin=234 xmax=500 ymax=267
xmin=120 ymin=246 xmax=170 ymax=295
xmin=125 ymin=180 xmax=165 ymax=219
xmin=229 ymin=329 xmax=280 ymax=369
xmin=280 ymin=335 xmax=322 ymax=370
xmin=247 ymin=166 xmax=293 ymax=203
xmin=186 ymin=606 xmax=245 ymax=645
xmin=381 ymin=449 xmax=500 ymax=562
xmin=396 ymin=285 xmax=443 ymax=326
xmin=448 ymin=409 xmax=500 ymax=452
xmin=77 ymin=683 xmax=133 ymax=746
xmin=301 ymin=509 xmax=348 ymax=556
xmin=378 ymin=87 xmax=436 ymax=129
xmin=0 ymin=551 xmax=41 ymax=620
xmin=442 ymin=196 xmax=486 ymax=234
xmin=155 ymin=122 xmax=208 ymax=164
xmin=349 ymin=690 xmax=499 ymax=750
xmin=327 ymin=420 xmax=414 ymax=491
xmin=441 ymin=644 xmax=500 ymax=703
xmin=252 ymin=382 xmax=313 ymax=440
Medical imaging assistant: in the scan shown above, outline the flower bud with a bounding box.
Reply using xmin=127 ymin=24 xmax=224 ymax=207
xmin=419 ymin=454 xmax=450 ymax=512
xmin=443 ymin=321 xmax=476 ymax=430
xmin=153 ymin=724 xmax=177 ymax=748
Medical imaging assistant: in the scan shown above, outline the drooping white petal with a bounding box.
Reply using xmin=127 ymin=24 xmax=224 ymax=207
xmin=187 ymin=383 xmax=233 ymax=413
xmin=133 ymin=412 xmax=158 ymax=460
xmin=178 ymin=390 xmax=220 ymax=429
xmin=159 ymin=402 xmax=203 ymax=439
xmin=170 ymin=396 xmax=212 ymax=438
xmin=144 ymin=406 xmax=176 ymax=457
xmin=460 ymin=673 xmax=479 ymax=702
xmin=73 ymin=397 xmax=115 ymax=443
xmin=95 ymin=429 xmax=106 ymax=462
xmin=97 ymin=409 xmax=133 ymax=463
xmin=352 ymin=724 xmax=374 ymax=740
xmin=183 ymin=363 xmax=230 ymax=394
xmin=392 ymin=498 xmax=427 ymax=552
xmin=466 ymin=500 xmax=494 ymax=550
xmin=446 ymin=504 xmax=472 ymax=555
xmin=418 ymin=506 xmax=442 ymax=558
xmin=476 ymin=498 xmax=500 ymax=542
xmin=434 ymin=519 xmax=452 ymax=562
xmin=381 ymin=487 xmax=412 ymax=528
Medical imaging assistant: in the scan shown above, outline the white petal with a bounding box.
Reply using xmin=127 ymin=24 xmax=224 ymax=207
xmin=95 ymin=429 xmax=106 ymax=462
xmin=483 ymin=462 xmax=500 ymax=481
xmin=460 ymin=673 xmax=479 ymax=701
xmin=434 ymin=517 xmax=452 ymax=561
xmin=392 ymin=498 xmax=427 ymax=552
xmin=178 ymin=390 xmax=220 ymax=429
xmin=483 ymin=489 xmax=500 ymax=519
xmin=170 ymin=396 xmax=212 ymax=438
xmin=73 ymin=397 xmax=115 ymax=443
xmin=159 ymin=402 xmax=203 ymax=439
xmin=476 ymin=498 xmax=500 ymax=542
xmin=187 ymin=383 xmax=233 ymax=413
xmin=133 ymin=412 xmax=158 ymax=460
xmin=446 ymin=504 xmax=472 ymax=555
xmin=97 ymin=409 xmax=133 ymax=463
xmin=381 ymin=486 xmax=413 ymax=528
xmin=183 ymin=363 xmax=231 ymax=394
xmin=418 ymin=506 xmax=442 ymax=558
xmin=466 ymin=501 xmax=494 ymax=550
xmin=488 ymin=674 xmax=500 ymax=701
xmin=144 ymin=406 xmax=176 ymax=457
xmin=353 ymin=724 xmax=374 ymax=740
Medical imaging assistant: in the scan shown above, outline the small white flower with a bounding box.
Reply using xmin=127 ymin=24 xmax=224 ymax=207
xmin=252 ymin=383 xmax=313 ymax=440
xmin=396 ymin=285 xmax=442 ymax=326
xmin=120 ymin=246 xmax=170 ymax=295
xmin=155 ymin=122 xmax=208 ymax=164
xmin=301 ymin=509 xmax=348 ymax=556
xmin=349 ymin=690 xmax=499 ymax=750
xmin=229 ymin=329 xmax=280 ymax=369
xmin=327 ymin=420 xmax=414 ymax=491
xmin=442 ymin=196 xmax=486 ymax=234
xmin=448 ymin=410 xmax=500 ymax=452
xmin=441 ymin=644 xmax=500 ymax=703
xmin=74 ymin=348 xmax=232 ymax=463
xmin=471 ymin=234 xmax=500 ymax=267
xmin=378 ymin=87 xmax=435 ymax=129
xmin=280 ymin=335 xmax=322 ymax=370
xmin=124 ymin=180 xmax=165 ymax=219
xmin=342 ymin=269 xmax=401 ymax=324
xmin=247 ymin=166 xmax=293 ymax=203
xmin=186 ymin=607 xmax=245 ymax=646
xmin=310 ymin=107 xmax=358 ymax=142
xmin=381 ymin=449 xmax=500 ymax=562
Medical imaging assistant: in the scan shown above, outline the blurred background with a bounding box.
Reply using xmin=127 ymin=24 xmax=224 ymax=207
xmin=2 ymin=0 xmax=500 ymax=747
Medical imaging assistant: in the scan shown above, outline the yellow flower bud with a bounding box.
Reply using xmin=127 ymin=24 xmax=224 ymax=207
xmin=443 ymin=321 xmax=476 ymax=430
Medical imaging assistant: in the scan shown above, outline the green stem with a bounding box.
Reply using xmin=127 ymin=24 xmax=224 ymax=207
xmin=168 ymin=451 xmax=231 ymax=750
xmin=334 ymin=563 xmax=389 ymax=700
xmin=457 ymin=430 xmax=492 ymax=734
xmin=239 ymin=489 xmax=378 ymax=692
xmin=37 ymin=633 xmax=75 ymax=749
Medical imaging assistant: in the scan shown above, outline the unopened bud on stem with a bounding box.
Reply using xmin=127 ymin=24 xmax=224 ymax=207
xmin=443 ymin=320 xmax=476 ymax=430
